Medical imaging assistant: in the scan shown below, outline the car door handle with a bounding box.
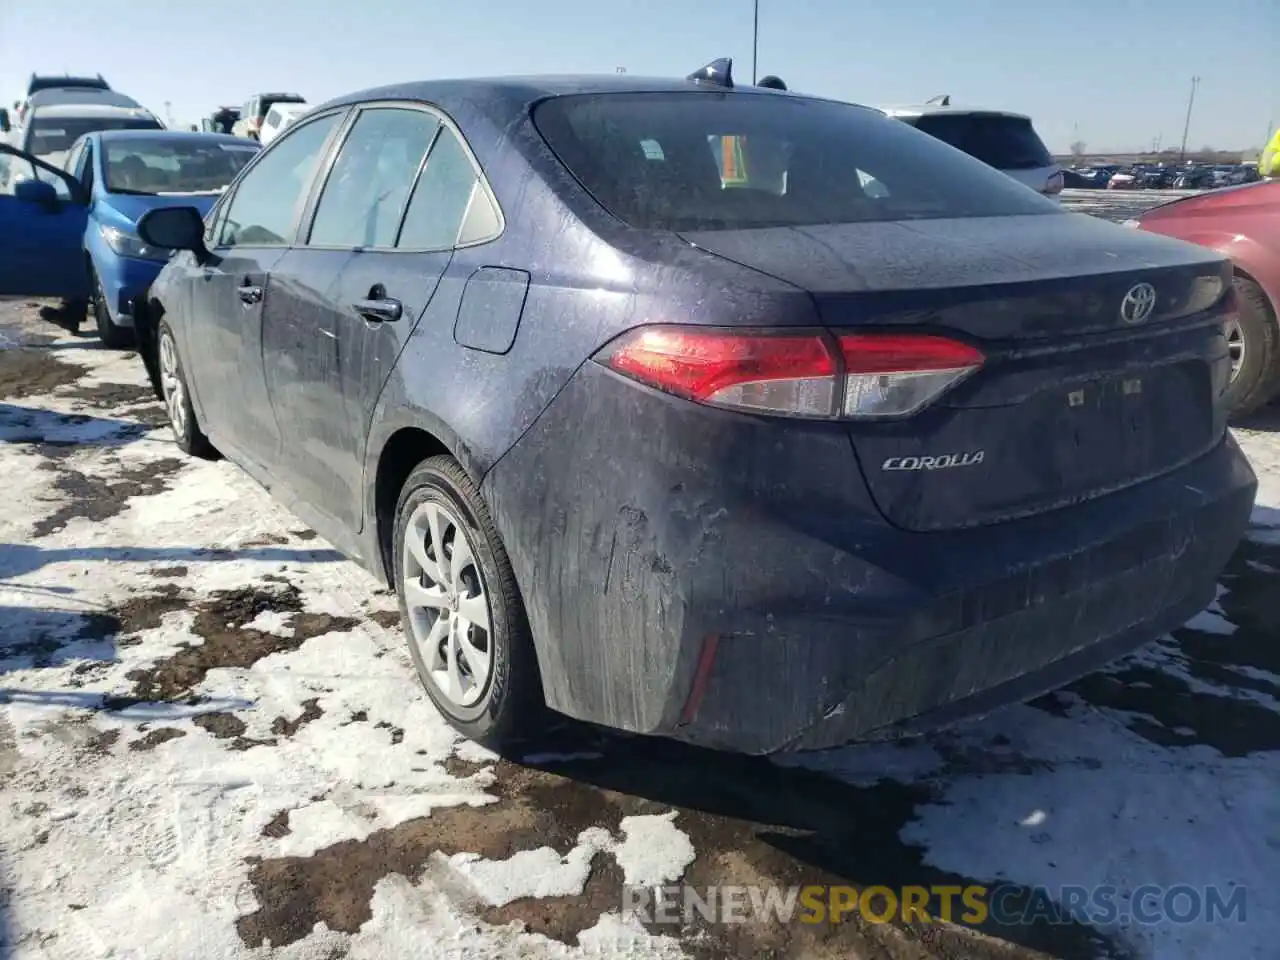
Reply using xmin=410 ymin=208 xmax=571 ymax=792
xmin=238 ymin=284 xmax=263 ymax=305
xmin=352 ymin=297 xmax=402 ymax=324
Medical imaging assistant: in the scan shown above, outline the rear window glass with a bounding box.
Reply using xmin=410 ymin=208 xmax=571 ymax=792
xmin=29 ymin=116 xmax=162 ymax=156
xmin=259 ymin=96 xmax=305 ymax=118
xmin=533 ymin=93 xmax=1058 ymax=232
xmin=910 ymin=113 xmax=1053 ymax=171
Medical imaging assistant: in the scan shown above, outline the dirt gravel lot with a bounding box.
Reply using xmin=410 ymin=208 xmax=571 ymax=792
xmin=1 ymin=280 xmax=1277 ymax=960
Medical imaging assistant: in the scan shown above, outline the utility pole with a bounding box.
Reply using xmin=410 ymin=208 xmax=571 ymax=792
xmin=1178 ymin=76 xmax=1200 ymax=163
xmin=751 ymin=0 xmax=760 ymax=85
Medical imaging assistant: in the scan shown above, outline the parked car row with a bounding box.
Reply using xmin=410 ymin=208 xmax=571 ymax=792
xmin=1065 ymin=161 xmax=1261 ymax=191
xmin=0 ymin=58 xmax=1270 ymax=758
xmin=231 ymin=91 xmax=308 ymax=141
xmin=0 ymin=73 xmax=164 ymax=189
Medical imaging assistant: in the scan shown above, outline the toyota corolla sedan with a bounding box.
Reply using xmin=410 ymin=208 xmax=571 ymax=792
xmin=0 ymin=60 xmax=1254 ymax=754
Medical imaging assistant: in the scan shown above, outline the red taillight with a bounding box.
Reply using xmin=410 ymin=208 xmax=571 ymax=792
xmin=599 ymin=326 xmax=983 ymax=419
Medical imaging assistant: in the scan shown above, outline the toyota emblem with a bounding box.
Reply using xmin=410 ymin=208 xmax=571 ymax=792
xmin=1120 ymin=282 xmax=1158 ymax=325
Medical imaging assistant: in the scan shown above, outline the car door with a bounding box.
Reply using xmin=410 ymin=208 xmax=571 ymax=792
xmin=0 ymin=144 xmax=90 ymax=297
xmin=262 ymin=103 xmax=445 ymax=531
xmin=179 ymin=109 xmax=346 ymax=473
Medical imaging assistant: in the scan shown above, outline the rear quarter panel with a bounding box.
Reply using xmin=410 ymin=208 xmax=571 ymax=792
xmin=361 ymin=101 xmax=817 ymax=575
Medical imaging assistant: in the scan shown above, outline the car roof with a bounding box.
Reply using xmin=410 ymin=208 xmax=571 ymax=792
xmin=27 ymin=73 xmax=109 ymax=94
xmin=27 ymin=88 xmax=141 ymax=110
xmin=313 ymin=74 xmax=874 ymax=118
xmin=93 ymin=129 xmax=253 ymax=146
xmin=878 ymin=104 xmax=1033 ymax=122
xmin=31 ymin=102 xmax=156 ymax=120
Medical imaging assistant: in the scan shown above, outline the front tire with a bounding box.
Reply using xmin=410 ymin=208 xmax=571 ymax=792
xmin=90 ymin=262 xmax=135 ymax=350
xmin=156 ymin=320 xmax=217 ymax=458
xmin=1224 ymin=274 xmax=1280 ymax=422
xmin=392 ymin=455 xmax=542 ymax=749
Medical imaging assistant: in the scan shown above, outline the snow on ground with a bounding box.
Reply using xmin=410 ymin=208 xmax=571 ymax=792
xmin=0 ymin=312 xmax=687 ymax=960
xmin=1058 ymin=188 xmax=1198 ymax=224
xmin=2 ymin=299 xmax=1278 ymax=960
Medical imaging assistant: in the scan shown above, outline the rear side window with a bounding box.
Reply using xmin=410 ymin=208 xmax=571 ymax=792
xmin=308 ymin=107 xmax=440 ymax=248
xmin=533 ymin=93 xmax=1058 ymax=232
xmin=397 ymin=128 xmax=484 ymax=249
xmin=910 ymin=114 xmax=1054 ymax=171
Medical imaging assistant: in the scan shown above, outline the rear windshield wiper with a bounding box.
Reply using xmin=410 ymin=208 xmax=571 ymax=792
xmin=108 ymin=188 xmax=158 ymax=196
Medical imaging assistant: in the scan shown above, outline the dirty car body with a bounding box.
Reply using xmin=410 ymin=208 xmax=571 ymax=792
xmin=120 ymin=70 xmax=1253 ymax=755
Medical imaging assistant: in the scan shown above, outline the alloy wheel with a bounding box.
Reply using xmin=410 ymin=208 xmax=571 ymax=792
xmin=158 ymin=329 xmax=187 ymax=440
xmin=402 ymin=500 xmax=493 ymax=708
xmin=1225 ymin=317 xmax=1245 ymax=382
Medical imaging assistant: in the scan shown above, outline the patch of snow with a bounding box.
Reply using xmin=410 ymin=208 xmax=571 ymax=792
xmin=612 ymin=812 xmax=696 ymax=887
xmin=323 ymin=870 xmax=687 ymax=960
xmin=1182 ymin=608 xmax=1237 ymax=636
xmin=449 ymin=827 xmax=615 ymax=906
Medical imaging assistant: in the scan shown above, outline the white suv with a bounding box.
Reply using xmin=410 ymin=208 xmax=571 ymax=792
xmin=879 ymin=101 xmax=1064 ymax=197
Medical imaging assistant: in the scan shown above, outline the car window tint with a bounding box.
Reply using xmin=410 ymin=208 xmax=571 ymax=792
xmin=911 ymin=114 xmax=1053 ymax=171
xmin=0 ymin=153 xmax=39 ymax=196
xmin=217 ymin=112 xmax=340 ymax=247
xmin=534 ymin=93 xmax=1059 ymax=231
xmin=64 ymin=141 xmax=83 ymax=176
xmin=397 ymin=127 xmax=479 ymax=250
xmin=81 ymin=143 xmax=95 ymax=192
xmin=308 ymin=108 xmax=440 ymax=249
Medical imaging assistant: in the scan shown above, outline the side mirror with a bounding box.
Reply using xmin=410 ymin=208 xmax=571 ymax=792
xmin=14 ymin=178 xmax=58 ymax=207
xmin=0 ymin=108 xmax=9 ymax=132
xmin=137 ymin=205 xmax=206 ymax=254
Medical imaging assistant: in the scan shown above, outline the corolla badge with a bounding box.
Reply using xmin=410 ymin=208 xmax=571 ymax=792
xmin=1119 ymin=282 xmax=1158 ymax=325
xmin=882 ymin=451 xmax=985 ymax=472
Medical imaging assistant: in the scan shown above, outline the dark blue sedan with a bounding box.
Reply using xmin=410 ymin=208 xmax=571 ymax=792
xmin=2 ymin=60 xmax=1255 ymax=754
xmin=0 ymin=129 xmax=259 ymax=346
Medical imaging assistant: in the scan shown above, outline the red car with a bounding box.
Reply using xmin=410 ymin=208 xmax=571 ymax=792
xmin=1131 ymin=180 xmax=1280 ymax=418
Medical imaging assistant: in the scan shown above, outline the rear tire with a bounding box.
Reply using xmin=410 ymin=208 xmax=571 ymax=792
xmin=1224 ymin=274 xmax=1280 ymax=422
xmin=156 ymin=319 xmax=217 ymax=459
xmin=392 ymin=455 xmax=543 ymax=750
xmin=90 ymin=262 xmax=134 ymax=350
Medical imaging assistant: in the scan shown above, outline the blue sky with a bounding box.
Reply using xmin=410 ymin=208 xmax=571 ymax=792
xmin=3 ymin=0 xmax=1274 ymax=153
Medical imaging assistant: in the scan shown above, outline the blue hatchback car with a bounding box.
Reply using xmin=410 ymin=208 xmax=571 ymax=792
xmin=0 ymin=130 xmax=259 ymax=346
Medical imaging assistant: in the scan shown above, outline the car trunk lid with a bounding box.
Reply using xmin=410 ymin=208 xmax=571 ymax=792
xmin=681 ymin=214 xmax=1234 ymax=531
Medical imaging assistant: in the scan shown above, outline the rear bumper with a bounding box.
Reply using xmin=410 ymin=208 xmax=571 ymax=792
xmin=483 ymin=362 xmax=1256 ymax=755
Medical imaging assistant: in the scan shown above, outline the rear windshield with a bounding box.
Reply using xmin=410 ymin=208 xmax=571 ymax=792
xmin=29 ymin=116 xmax=162 ymax=156
xmin=259 ymin=96 xmax=305 ymax=118
xmin=103 ymin=137 xmax=260 ymax=195
xmin=910 ymin=113 xmax=1054 ymax=171
xmin=533 ymin=93 xmax=1059 ymax=232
